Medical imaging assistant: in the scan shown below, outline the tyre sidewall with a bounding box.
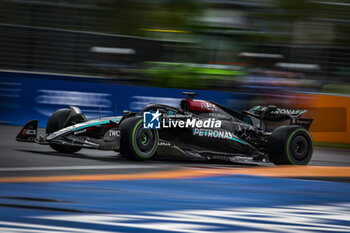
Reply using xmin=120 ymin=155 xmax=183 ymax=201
xmin=120 ymin=117 xmax=159 ymax=160
xmin=46 ymin=108 xmax=82 ymax=153
xmin=131 ymin=119 xmax=158 ymax=159
xmin=46 ymin=108 xmax=71 ymax=134
xmin=268 ymin=125 xmax=313 ymax=165
xmin=285 ymin=128 xmax=313 ymax=165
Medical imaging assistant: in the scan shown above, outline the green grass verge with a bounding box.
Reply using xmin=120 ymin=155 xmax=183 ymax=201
xmin=315 ymin=142 xmax=350 ymax=150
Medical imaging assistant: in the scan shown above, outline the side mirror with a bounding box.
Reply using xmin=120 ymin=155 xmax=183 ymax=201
xmin=123 ymin=110 xmax=131 ymax=115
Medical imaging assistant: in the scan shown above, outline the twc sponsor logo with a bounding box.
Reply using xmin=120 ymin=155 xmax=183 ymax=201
xmin=109 ymin=129 xmax=121 ymax=137
xmin=143 ymin=110 xmax=161 ymax=129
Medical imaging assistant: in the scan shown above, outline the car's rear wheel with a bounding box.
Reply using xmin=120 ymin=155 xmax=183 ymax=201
xmin=119 ymin=117 xmax=158 ymax=160
xmin=46 ymin=108 xmax=82 ymax=153
xmin=267 ymin=125 xmax=313 ymax=165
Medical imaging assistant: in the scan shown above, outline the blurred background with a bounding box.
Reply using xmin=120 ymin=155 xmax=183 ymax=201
xmin=0 ymin=0 xmax=349 ymax=145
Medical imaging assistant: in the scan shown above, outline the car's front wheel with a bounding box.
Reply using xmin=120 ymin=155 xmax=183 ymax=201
xmin=46 ymin=108 xmax=82 ymax=153
xmin=119 ymin=117 xmax=158 ymax=160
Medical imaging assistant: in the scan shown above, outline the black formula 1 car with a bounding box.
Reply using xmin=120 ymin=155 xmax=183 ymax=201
xmin=16 ymin=92 xmax=314 ymax=165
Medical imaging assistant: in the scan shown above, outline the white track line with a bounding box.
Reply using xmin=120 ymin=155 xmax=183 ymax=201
xmin=0 ymin=165 xmax=166 ymax=172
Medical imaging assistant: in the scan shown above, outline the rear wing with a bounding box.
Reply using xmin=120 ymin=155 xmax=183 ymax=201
xmin=16 ymin=120 xmax=38 ymax=142
xmin=244 ymin=106 xmax=313 ymax=130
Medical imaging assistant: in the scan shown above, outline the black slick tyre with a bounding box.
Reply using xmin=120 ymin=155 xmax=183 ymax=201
xmin=46 ymin=108 xmax=82 ymax=153
xmin=119 ymin=117 xmax=158 ymax=160
xmin=267 ymin=125 xmax=313 ymax=165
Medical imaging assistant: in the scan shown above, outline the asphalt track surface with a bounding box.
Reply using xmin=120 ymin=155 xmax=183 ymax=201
xmin=1 ymin=125 xmax=350 ymax=179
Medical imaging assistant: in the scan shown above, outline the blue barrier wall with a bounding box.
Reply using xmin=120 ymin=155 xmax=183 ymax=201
xmin=0 ymin=71 xmax=238 ymax=127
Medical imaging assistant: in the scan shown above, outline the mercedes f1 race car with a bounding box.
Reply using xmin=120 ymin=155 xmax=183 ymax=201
xmin=16 ymin=92 xmax=314 ymax=165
